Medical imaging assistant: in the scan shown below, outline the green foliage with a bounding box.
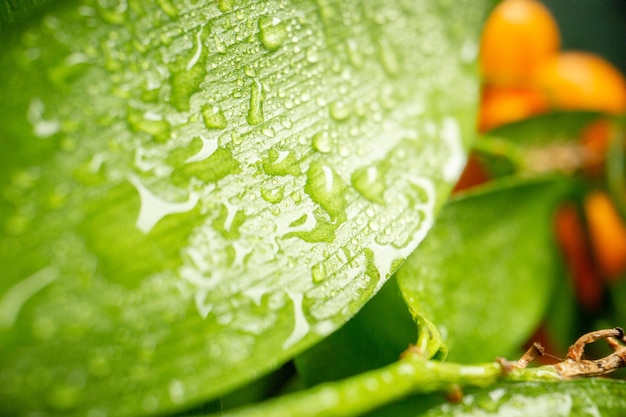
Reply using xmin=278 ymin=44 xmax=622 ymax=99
xmin=397 ymin=178 xmax=570 ymax=363
xmin=1 ymin=1 xmax=624 ymax=417
xmin=421 ymin=379 xmax=626 ymax=417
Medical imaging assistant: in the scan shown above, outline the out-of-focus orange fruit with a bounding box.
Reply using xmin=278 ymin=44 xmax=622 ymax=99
xmin=480 ymin=0 xmax=560 ymax=86
xmin=579 ymin=118 xmax=614 ymax=175
xmin=452 ymin=154 xmax=491 ymax=193
xmin=584 ymin=191 xmax=626 ymax=281
xmin=533 ymin=52 xmax=626 ymax=114
xmin=478 ymin=85 xmax=549 ymax=132
xmin=554 ymin=203 xmax=604 ymax=311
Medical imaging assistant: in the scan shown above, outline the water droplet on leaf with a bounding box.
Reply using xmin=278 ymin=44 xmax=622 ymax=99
xmin=311 ymin=263 xmax=327 ymax=283
xmin=247 ymin=79 xmax=265 ymax=126
xmin=201 ymin=104 xmax=228 ymax=130
xmin=258 ymin=16 xmax=287 ymax=51
xmin=312 ymin=131 xmax=331 ymax=153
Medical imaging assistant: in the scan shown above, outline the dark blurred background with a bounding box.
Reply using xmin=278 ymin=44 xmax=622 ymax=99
xmin=542 ymin=0 xmax=626 ymax=74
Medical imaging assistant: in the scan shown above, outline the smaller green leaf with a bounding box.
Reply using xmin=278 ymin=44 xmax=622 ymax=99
xmin=418 ymin=379 xmax=626 ymax=417
xmin=475 ymin=112 xmax=602 ymax=176
xmin=396 ymin=178 xmax=572 ymax=362
xmin=485 ymin=111 xmax=600 ymax=146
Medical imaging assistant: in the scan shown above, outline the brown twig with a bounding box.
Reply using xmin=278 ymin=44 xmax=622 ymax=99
xmin=506 ymin=327 xmax=626 ymax=379
xmin=555 ymin=327 xmax=626 ymax=378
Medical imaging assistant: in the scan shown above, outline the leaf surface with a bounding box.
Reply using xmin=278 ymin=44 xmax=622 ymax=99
xmin=0 ymin=0 xmax=491 ymax=416
xmin=396 ymin=178 xmax=571 ymax=362
xmin=419 ymin=379 xmax=626 ymax=417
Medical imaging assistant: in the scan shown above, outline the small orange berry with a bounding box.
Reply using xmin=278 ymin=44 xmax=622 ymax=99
xmin=554 ymin=204 xmax=604 ymax=311
xmin=584 ymin=191 xmax=626 ymax=281
xmin=452 ymin=153 xmax=491 ymax=193
xmin=480 ymin=0 xmax=560 ymax=86
xmin=478 ymin=85 xmax=549 ymax=131
xmin=533 ymin=52 xmax=626 ymax=114
xmin=579 ymin=118 xmax=614 ymax=175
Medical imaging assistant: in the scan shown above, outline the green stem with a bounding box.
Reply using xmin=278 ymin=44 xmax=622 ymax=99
xmin=217 ymin=356 xmax=562 ymax=417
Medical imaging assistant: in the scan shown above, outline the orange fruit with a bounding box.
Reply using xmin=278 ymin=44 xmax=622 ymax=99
xmin=533 ymin=52 xmax=626 ymax=114
xmin=554 ymin=203 xmax=604 ymax=311
xmin=579 ymin=118 xmax=614 ymax=175
xmin=478 ymin=85 xmax=549 ymax=131
xmin=480 ymin=0 xmax=560 ymax=86
xmin=584 ymin=191 xmax=626 ymax=280
xmin=452 ymin=153 xmax=491 ymax=193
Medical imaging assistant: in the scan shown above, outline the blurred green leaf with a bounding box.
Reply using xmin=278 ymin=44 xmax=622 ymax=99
xmin=396 ymin=178 xmax=571 ymax=362
xmin=0 ymin=0 xmax=52 ymax=29
xmin=0 ymin=0 xmax=493 ymax=416
xmin=418 ymin=379 xmax=626 ymax=417
xmin=475 ymin=112 xmax=602 ymax=177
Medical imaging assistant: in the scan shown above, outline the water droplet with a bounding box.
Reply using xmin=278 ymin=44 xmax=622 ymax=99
xmin=304 ymin=161 xmax=347 ymax=221
xmin=168 ymin=379 xmax=186 ymax=404
xmin=346 ymin=39 xmax=364 ymax=68
xmin=261 ymin=186 xmax=284 ymax=204
xmin=351 ymin=165 xmax=386 ymax=205
xmin=97 ymin=0 xmax=127 ymax=25
xmin=306 ymin=47 xmax=319 ymax=63
xmin=311 ymin=263 xmax=327 ymax=284
xmin=186 ymin=26 xmax=204 ymax=71
xmin=262 ymin=149 xmax=299 ymax=176
xmin=440 ymin=117 xmax=466 ymax=183
xmin=212 ymin=201 xmax=245 ymax=239
xmin=156 ymin=0 xmax=179 ymax=19
xmin=279 ymin=116 xmax=293 ymax=129
xmin=378 ymin=39 xmax=399 ymax=75
xmin=247 ymin=79 xmax=264 ymax=126
xmin=27 ymin=98 xmax=60 ymax=138
xmin=213 ymin=34 xmax=227 ymax=53
xmin=217 ymin=0 xmax=233 ymax=12
xmin=329 ymin=101 xmax=351 ymax=121
xmin=1 ymin=267 xmax=58 ymax=329
xmin=290 ymin=191 xmax=302 ymax=204
xmin=127 ymin=109 xmax=171 ymax=142
xmin=130 ymin=176 xmax=199 ymax=234
xmin=261 ymin=126 xmax=276 ymax=138
xmin=243 ymin=63 xmax=257 ymax=77
xmin=312 ymin=131 xmax=331 ymax=153
xmin=185 ymin=136 xmax=218 ymax=163
xmin=282 ymin=291 xmax=310 ymax=349
xmin=258 ymin=16 xmax=287 ymax=51
xmin=201 ymin=104 xmax=228 ymax=130
xmin=231 ymin=131 xmax=243 ymax=144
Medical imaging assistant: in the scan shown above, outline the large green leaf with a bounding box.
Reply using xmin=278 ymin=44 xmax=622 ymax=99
xmin=294 ymin=277 xmax=417 ymax=387
xmin=396 ymin=178 xmax=571 ymax=362
xmin=0 ymin=0 xmax=493 ymax=416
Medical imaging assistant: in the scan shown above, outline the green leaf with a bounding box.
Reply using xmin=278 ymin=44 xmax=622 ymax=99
xmin=396 ymin=178 xmax=571 ymax=362
xmin=484 ymin=111 xmax=600 ymax=146
xmin=0 ymin=0 xmax=493 ymax=416
xmin=474 ymin=112 xmax=602 ymax=177
xmin=418 ymin=379 xmax=626 ymax=417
